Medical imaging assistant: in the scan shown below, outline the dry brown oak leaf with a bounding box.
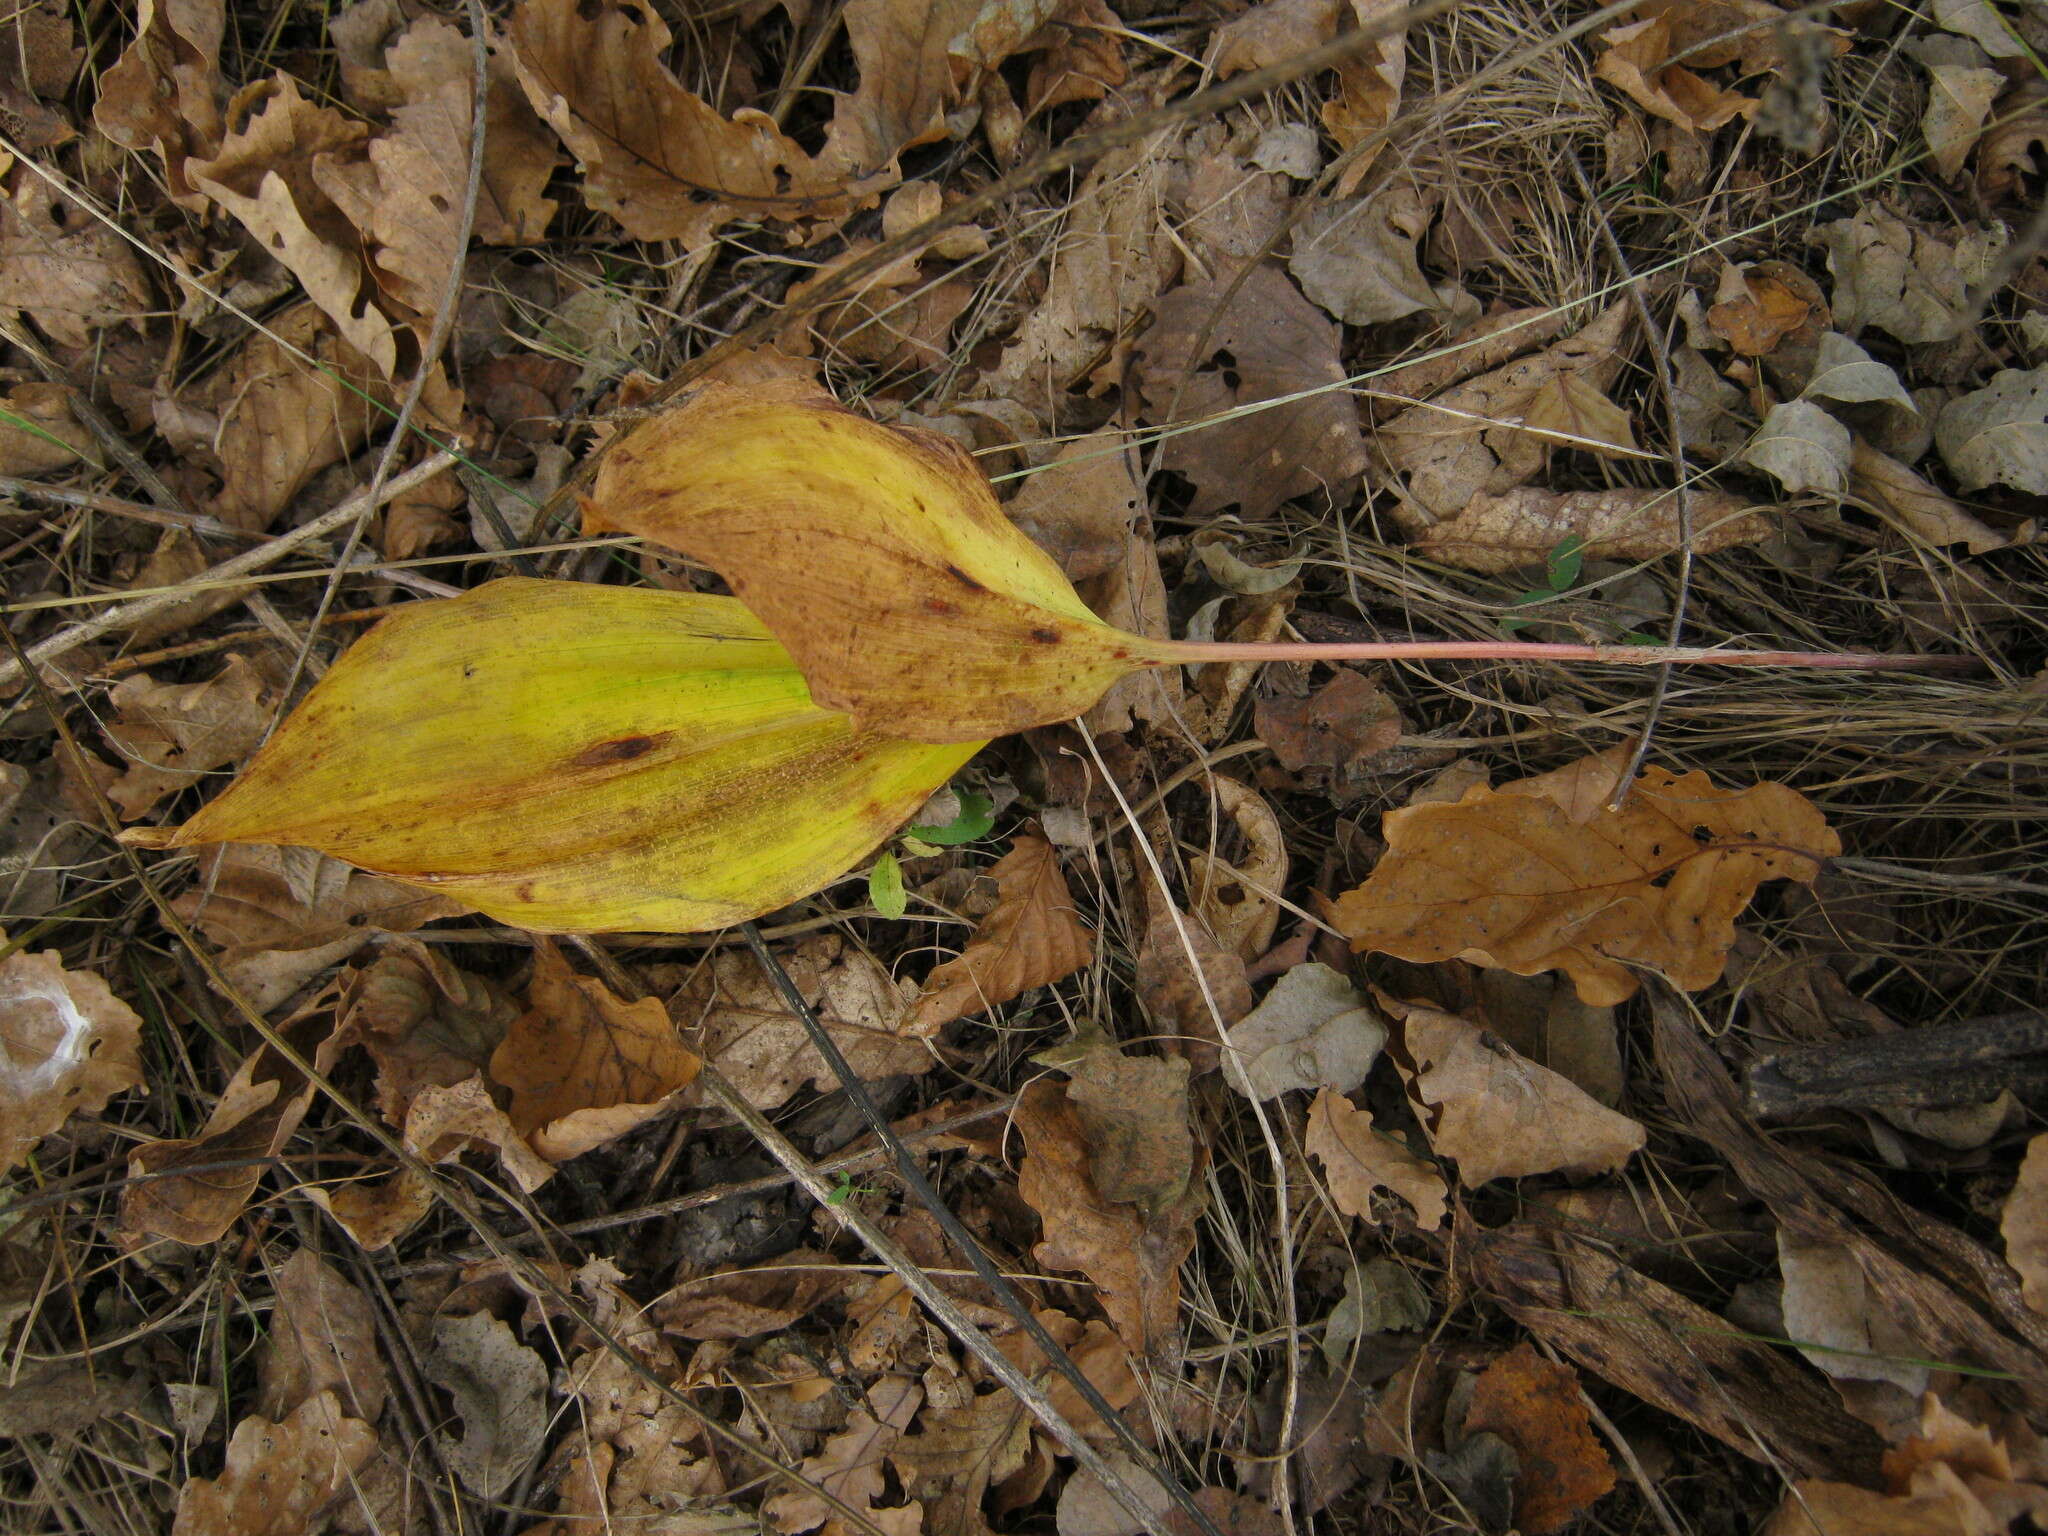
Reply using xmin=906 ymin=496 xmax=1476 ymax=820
xmin=1303 ymin=1087 xmax=1447 ymax=1230
xmin=906 ymin=834 xmax=1094 ymax=1033
xmin=490 ymin=937 xmax=700 ymax=1161
xmin=0 ymin=948 xmax=144 ymax=1175
xmin=257 ymin=1250 xmax=388 ymax=1424
xmin=1333 ymin=762 xmax=1839 ymax=1006
xmin=170 ymin=1392 xmax=377 ymax=1536
xmin=1014 ymin=1076 xmax=1206 ymax=1364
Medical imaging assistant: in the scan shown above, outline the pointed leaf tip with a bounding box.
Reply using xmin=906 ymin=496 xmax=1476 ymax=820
xmin=143 ymin=578 xmax=979 ymax=933
xmin=585 ymin=382 xmax=1174 ymax=742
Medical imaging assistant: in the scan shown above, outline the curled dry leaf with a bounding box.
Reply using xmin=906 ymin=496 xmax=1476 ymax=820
xmin=1707 ymin=261 xmax=1813 ymax=357
xmin=129 ymin=580 xmax=975 ymax=932
xmin=1015 ymin=1076 xmax=1206 ymax=1362
xmin=1132 ymin=264 xmax=1369 ymax=519
xmin=588 ymin=382 xmax=1159 ymax=742
xmin=1135 ymin=899 xmax=1252 ymax=1076
xmin=1226 ymin=963 xmax=1386 ymax=1100
xmin=258 ymin=1250 xmax=387 ymax=1423
xmin=1819 ymin=206 xmax=1972 ymax=345
xmin=1288 ymin=186 xmax=1439 ymax=326
xmin=509 ymin=0 xmax=878 ymax=247
xmin=0 ymin=383 xmax=93 ymax=477
xmin=1189 ymin=778 xmax=1285 ymax=964
xmin=1333 ymin=760 xmax=1839 ymax=1005
xmin=654 ymin=1249 xmax=840 ymax=1339
xmin=187 ymin=76 xmax=398 ymax=379
xmin=1848 ymin=439 xmax=2014 ymax=554
xmin=491 ymin=939 xmax=700 ymax=1161
xmin=94 ymin=0 xmax=226 ymax=204
xmin=427 ymin=1309 xmax=549 ymax=1500
xmin=1373 ymin=301 xmax=1636 ymax=529
xmin=1595 ymin=15 xmax=1757 ymax=132
xmin=674 ymin=934 xmax=932 ymax=1110
xmin=1461 ymin=1344 xmax=1615 ymax=1536
xmin=1742 ymin=398 xmax=1852 ymax=496
xmin=1322 ymin=0 xmax=1408 ymax=189
xmin=1304 ymin=1087 xmax=1448 ymax=1230
xmin=170 ymin=1392 xmax=377 ymax=1536
xmin=0 ymin=180 xmax=151 ymax=349
xmin=1936 ymin=364 xmax=2048 ymax=494
xmin=103 ymin=654 xmax=276 ymax=821
xmin=2001 ymin=1132 xmax=2048 ymax=1316
xmin=1802 ymin=331 xmax=1918 ymax=416
xmin=1387 ymin=998 xmax=1646 ymax=1183
xmin=1208 ymin=0 xmax=1339 ymax=75
xmin=1406 ymin=484 xmax=1770 ymax=573
xmin=0 ymin=949 xmax=144 ymax=1175
xmin=906 ymin=835 xmax=1094 ymax=1032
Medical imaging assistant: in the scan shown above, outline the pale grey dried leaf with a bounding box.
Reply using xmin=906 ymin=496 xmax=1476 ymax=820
xmin=1741 ymin=399 xmax=1851 ymax=495
xmin=1288 ymin=187 xmax=1438 ymax=325
xmin=1935 ymin=364 xmax=2048 ymax=493
xmin=1801 ymin=332 xmax=1917 ymax=414
xmin=1932 ymin=0 xmax=2027 ymax=57
xmin=427 ymin=1311 xmax=548 ymax=1499
xmin=1921 ymin=61 xmax=2005 ymax=177
xmin=1321 ymin=1257 xmax=1429 ymax=1370
xmin=1226 ymin=962 xmax=1386 ymax=1100
xmin=1776 ymin=1229 xmax=1931 ymax=1396
xmin=1819 ymin=207 xmax=1970 ymax=345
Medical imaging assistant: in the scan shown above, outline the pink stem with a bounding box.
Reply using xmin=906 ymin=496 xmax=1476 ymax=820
xmin=1154 ymin=638 xmax=1961 ymax=672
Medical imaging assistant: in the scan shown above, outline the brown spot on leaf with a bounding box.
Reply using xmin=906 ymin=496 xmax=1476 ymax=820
xmin=571 ymin=732 xmax=671 ymax=768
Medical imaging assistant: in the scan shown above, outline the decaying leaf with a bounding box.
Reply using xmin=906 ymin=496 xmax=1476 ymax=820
xmin=1936 ymin=364 xmax=2048 ymax=494
xmin=103 ymin=654 xmax=276 ymax=821
xmin=1135 ymin=900 xmax=1253 ymax=1076
xmin=1189 ymin=778 xmax=1286 ymax=964
xmin=765 ymin=1376 xmax=923 ymax=1533
xmin=1015 ymin=1076 xmax=1205 ymax=1361
xmin=673 ymin=935 xmax=929 ymax=1110
xmin=258 ymin=1250 xmax=388 ymax=1423
xmin=890 ymin=1380 xmax=1033 ymax=1536
xmin=1848 ymin=439 xmax=2014 ymax=554
xmin=1288 ymin=186 xmax=1438 ymax=326
xmin=427 ymin=1309 xmax=549 ymax=1499
xmin=1132 ymin=264 xmax=1369 ymax=519
xmin=1406 ymin=484 xmax=1771 ymax=573
xmin=1819 ymin=206 xmax=1973 ymax=345
xmin=1373 ymin=302 xmax=1637 ymax=529
xmin=2002 ymin=1132 xmax=2048 ymax=1316
xmin=1921 ymin=52 xmax=2006 ymax=179
xmin=589 ymin=382 xmax=1160 ymax=742
xmin=1226 ymin=963 xmax=1387 ymax=1099
xmin=170 ymin=1392 xmax=377 ymax=1536
xmin=0 ymin=948 xmax=145 ymax=1175
xmin=1322 ymin=0 xmax=1407 ymax=187
xmin=1056 ymin=1034 xmax=1197 ymax=1217
xmin=1777 ymin=1228 xmax=1931 ymax=1395
xmin=1387 ymin=998 xmax=1646 ymax=1183
xmin=509 ymin=0 xmax=877 ymax=246
xmin=1742 ymin=398 xmax=1852 ymax=496
xmin=127 ymin=580 xmax=977 ymax=932
xmin=1707 ymin=262 xmax=1813 ymax=356
xmin=1333 ymin=760 xmax=1839 ymax=1005
xmin=1208 ymin=0 xmax=1339 ymax=76
xmin=1304 ymin=1087 xmax=1448 ymax=1230
xmin=1254 ymin=669 xmax=1404 ymax=795
xmin=1462 ymin=1344 xmax=1615 ymax=1535
xmin=491 ymin=938 xmax=701 ymax=1160
xmin=1595 ymin=15 xmax=1758 ymax=132
xmin=0 ymin=383 xmax=93 ymax=477
xmin=654 ymin=1249 xmax=840 ymax=1339
xmin=0 ymin=181 xmax=151 ymax=350
xmin=907 ymin=835 xmax=1094 ymax=1032
xmin=94 ymin=0 xmax=226 ymax=204
xmin=1802 ymin=331 xmax=1918 ymax=416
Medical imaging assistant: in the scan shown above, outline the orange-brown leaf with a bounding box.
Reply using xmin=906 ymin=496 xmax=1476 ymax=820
xmin=1332 ymin=762 xmax=1839 ymax=1005
xmin=1303 ymin=1087 xmax=1447 ymax=1230
xmin=906 ymin=835 xmax=1094 ymax=1032
xmin=1462 ymin=1344 xmax=1616 ymax=1535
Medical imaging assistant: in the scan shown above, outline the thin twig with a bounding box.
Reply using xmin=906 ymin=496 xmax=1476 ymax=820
xmin=0 ymin=450 xmax=457 ymax=692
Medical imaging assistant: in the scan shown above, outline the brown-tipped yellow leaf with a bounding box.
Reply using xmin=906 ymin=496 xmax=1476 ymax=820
xmin=130 ymin=579 xmax=978 ymax=932
xmin=585 ymin=382 xmax=1171 ymax=742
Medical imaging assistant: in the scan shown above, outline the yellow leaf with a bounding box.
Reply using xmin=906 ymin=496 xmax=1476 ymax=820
xmin=1331 ymin=760 xmax=1839 ymax=1005
xmin=586 ymin=382 xmax=1177 ymax=743
xmin=126 ymin=578 xmax=978 ymax=933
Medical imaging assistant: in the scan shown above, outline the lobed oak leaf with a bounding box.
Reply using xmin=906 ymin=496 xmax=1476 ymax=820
xmin=508 ymin=0 xmax=879 ymax=246
xmin=890 ymin=1383 xmax=1033 ymax=1536
xmin=1385 ymin=998 xmax=1646 ymax=1183
xmin=1332 ymin=760 xmax=1840 ymax=1005
xmin=491 ymin=939 xmax=701 ymax=1161
xmin=1706 ymin=261 xmax=1813 ymax=356
xmin=170 ymin=1392 xmax=376 ymax=1536
xmin=0 ymin=949 xmax=145 ymax=1175
xmin=127 ymin=580 xmax=977 ymax=933
xmin=906 ymin=835 xmax=1094 ymax=1032
xmin=1595 ymin=15 xmax=1758 ymax=133
xmin=1304 ymin=1087 xmax=1447 ymax=1229
xmin=765 ymin=1376 xmax=923 ymax=1534
xmin=588 ymin=382 xmax=1163 ymax=742
xmin=94 ymin=0 xmax=226 ymax=205
xmin=1819 ymin=206 xmax=1973 ymax=346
